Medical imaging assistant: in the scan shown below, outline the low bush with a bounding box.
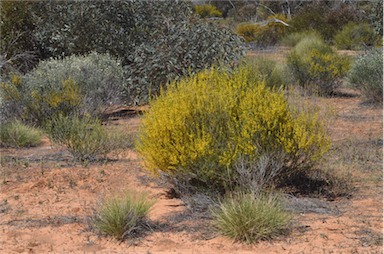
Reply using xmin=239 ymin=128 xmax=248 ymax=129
xmin=287 ymin=36 xmax=350 ymax=95
xmin=334 ymin=22 xmax=381 ymax=50
xmin=46 ymin=115 xmax=132 ymax=163
xmin=242 ymin=57 xmax=286 ymax=88
xmin=0 ymin=53 xmax=125 ymax=125
xmin=348 ymin=48 xmax=383 ymax=104
xmin=93 ymin=191 xmax=154 ymax=240
xmin=137 ymin=67 xmax=330 ymax=193
xmin=0 ymin=120 xmax=42 ymax=148
xmin=195 ymin=4 xmax=222 ymax=18
xmin=236 ymin=15 xmax=288 ymax=46
xmin=212 ymin=192 xmax=291 ymax=243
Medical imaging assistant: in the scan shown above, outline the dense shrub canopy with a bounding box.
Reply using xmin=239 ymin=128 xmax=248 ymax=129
xmin=1 ymin=0 xmax=244 ymax=105
xmin=334 ymin=22 xmax=381 ymax=50
xmin=289 ymin=3 xmax=363 ymax=42
xmin=137 ymin=67 xmax=330 ymax=192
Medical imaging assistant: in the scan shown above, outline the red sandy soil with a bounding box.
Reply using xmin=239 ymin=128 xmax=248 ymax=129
xmin=0 ymin=94 xmax=382 ymax=254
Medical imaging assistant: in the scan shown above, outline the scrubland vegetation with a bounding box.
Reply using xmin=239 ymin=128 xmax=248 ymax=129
xmin=0 ymin=0 xmax=382 ymax=247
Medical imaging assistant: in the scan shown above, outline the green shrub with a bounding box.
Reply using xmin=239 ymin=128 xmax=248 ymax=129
xmin=348 ymin=48 xmax=383 ymax=104
xmin=242 ymin=57 xmax=285 ymax=88
xmin=334 ymin=22 xmax=381 ymax=50
xmin=0 ymin=1 xmax=39 ymax=74
xmin=212 ymin=192 xmax=291 ymax=243
xmin=137 ymin=68 xmax=330 ymax=192
xmin=0 ymin=74 xmax=28 ymax=122
xmin=0 ymin=53 xmax=125 ymax=124
xmin=93 ymin=191 xmax=154 ymax=240
xmin=46 ymin=115 xmax=132 ymax=162
xmin=289 ymin=3 xmax=362 ymax=42
xmin=280 ymin=31 xmax=322 ymax=47
xmin=287 ymin=37 xmax=350 ymax=95
xmin=32 ymin=1 xmax=243 ymax=104
xmin=236 ymin=15 xmax=288 ymax=46
xmin=0 ymin=120 xmax=42 ymax=148
xmin=195 ymin=4 xmax=222 ymax=18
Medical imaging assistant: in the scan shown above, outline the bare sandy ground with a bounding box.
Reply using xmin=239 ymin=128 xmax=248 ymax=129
xmin=0 ymin=95 xmax=382 ymax=254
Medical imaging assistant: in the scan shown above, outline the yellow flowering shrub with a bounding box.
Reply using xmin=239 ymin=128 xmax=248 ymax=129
xmin=194 ymin=4 xmax=222 ymax=18
xmin=236 ymin=14 xmax=289 ymax=45
xmin=137 ymin=67 xmax=330 ymax=191
xmin=28 ymin=78 xmax=82 ymax=122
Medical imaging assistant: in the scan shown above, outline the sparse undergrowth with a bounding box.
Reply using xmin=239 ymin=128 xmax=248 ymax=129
xmin=0 ymin=121 xmax=42 ymax=148
xmin=92 ymin=191 xmax=154 ymax=240
xmin=46 ymin=115 xmax=133 ymax=163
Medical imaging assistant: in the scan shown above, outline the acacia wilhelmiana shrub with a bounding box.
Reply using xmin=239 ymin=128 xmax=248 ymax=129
xmin=137 ymin=67 xmax=330 ymax=192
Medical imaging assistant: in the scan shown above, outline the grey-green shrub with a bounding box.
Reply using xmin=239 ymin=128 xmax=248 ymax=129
xmin=31 ymin=0 xmax=243 ymax=105
xmin=334 ymin=22 xmax=381 ymax=50
xmin=212 ymin=192 xmax=291 ymax=243
xmin=0 ymin=121 xmax=42 ymax=148
xmin=287 ymin=36 xmax=350 ymax=95
xmin=46 ymin=115 xmax=131 ymax=162
xmin=93 ymin=191 xmax=154 ymax=240
xmin=348 ymin=48 xmax=383 ymax=104
xmin=25 ymin=53 xmax=125 ymax=121
xmin=7 ymin=52 xmax=125 ymax=124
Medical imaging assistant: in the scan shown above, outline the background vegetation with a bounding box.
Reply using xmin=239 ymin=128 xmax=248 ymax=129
xmin=1 ymin=0 xmax=382 ymax=245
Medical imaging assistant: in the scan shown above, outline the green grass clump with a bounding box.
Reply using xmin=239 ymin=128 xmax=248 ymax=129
xmin=93 ymin=191 xmax=154 ymax=240
xmin=0 ymin=121 xmax=42 ymax=148
xmin=46 ymin=115 xmax=132 ymax=163
xmin=212 ymin=192 xmax=291 ymax=243
xmin=348 ymin=48 xmax=383 ymax=104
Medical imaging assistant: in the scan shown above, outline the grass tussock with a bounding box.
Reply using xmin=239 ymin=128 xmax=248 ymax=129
xmin=0 ymin=121 xmax=42 ymax=148
xmin=93 ymin=191 xmax=154 ymax=240
xmin=212 ymin=192 xmax=291 ymax=243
